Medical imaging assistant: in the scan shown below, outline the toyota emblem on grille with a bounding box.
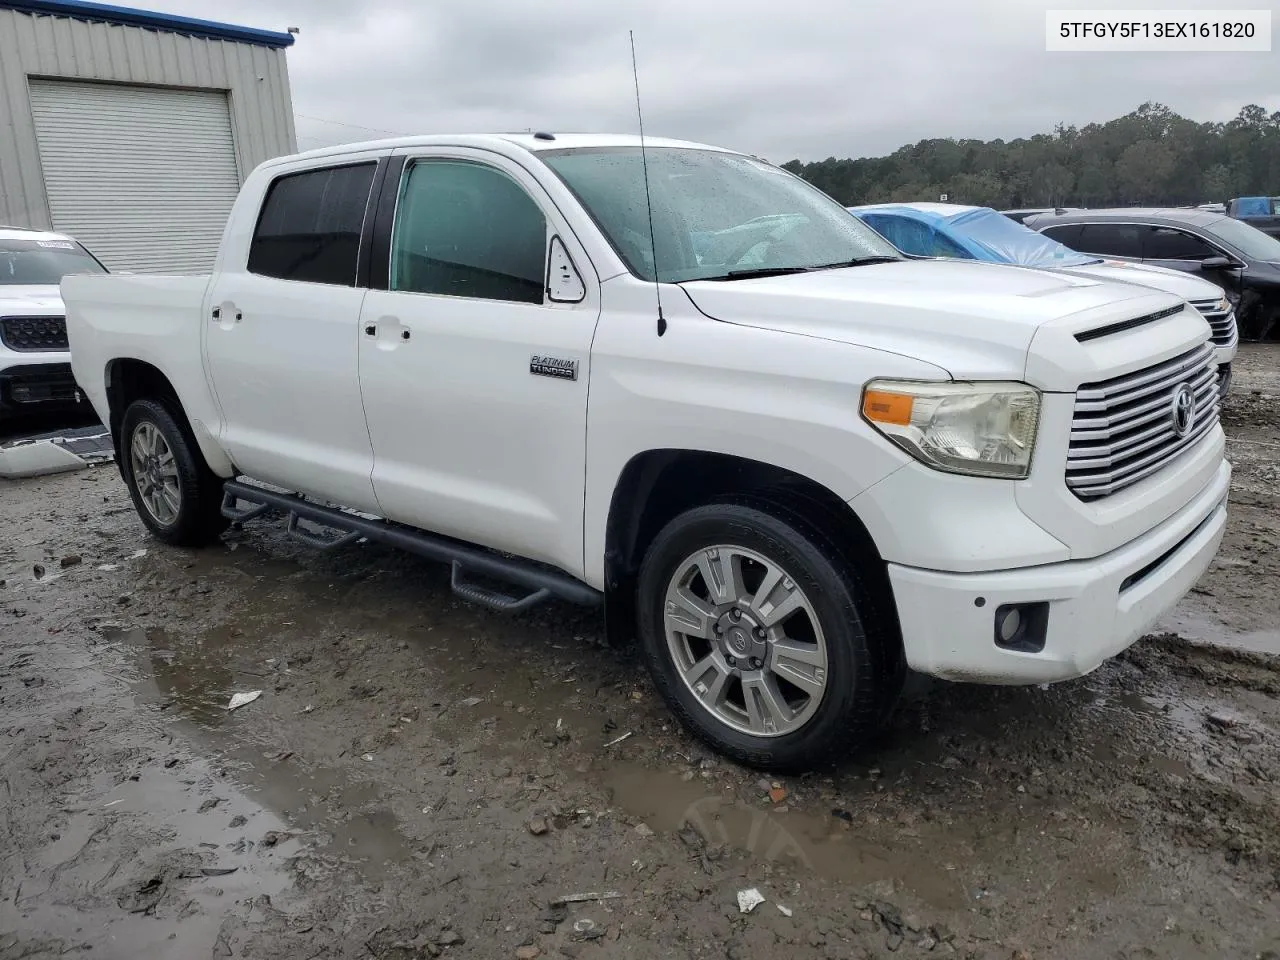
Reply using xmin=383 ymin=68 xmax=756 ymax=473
xmin=1170 ymin=382 xmax=1195 ymax=438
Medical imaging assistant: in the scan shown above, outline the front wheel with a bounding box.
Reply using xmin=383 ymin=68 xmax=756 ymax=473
xmin=119 ymin=398 xmax=228 ymax=547
xmin=636 ymin=503 xmax=895 ymax=771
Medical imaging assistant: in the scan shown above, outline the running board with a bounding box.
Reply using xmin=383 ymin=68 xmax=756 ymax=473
xmin=220 ymin=480 xmax=602 ymax=612
xmin=220 ymin=489 xmax=272 ymax=523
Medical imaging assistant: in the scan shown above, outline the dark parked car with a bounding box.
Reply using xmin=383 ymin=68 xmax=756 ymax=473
xmin=1024 ymin=208 xmax=1280 ymax=342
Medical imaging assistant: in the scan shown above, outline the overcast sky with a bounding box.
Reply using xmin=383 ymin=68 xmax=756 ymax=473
xmin=143 ymin=0 xmax=1280 ymax=162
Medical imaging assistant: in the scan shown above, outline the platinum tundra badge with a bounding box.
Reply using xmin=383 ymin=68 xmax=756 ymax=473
xmin=529 ymin=355 xmax=578 ymax=381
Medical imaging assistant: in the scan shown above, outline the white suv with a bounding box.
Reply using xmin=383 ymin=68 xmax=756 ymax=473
xmin=0 ymin=227 xmax=107 ymax=424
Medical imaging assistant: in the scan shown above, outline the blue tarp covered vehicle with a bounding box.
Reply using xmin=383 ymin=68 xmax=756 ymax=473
xmin=847 ymin=202 xmax=1102 ymax=267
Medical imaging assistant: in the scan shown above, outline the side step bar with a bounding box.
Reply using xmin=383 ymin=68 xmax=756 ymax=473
xmin=220 ymin=480 xmax=602 ymax=612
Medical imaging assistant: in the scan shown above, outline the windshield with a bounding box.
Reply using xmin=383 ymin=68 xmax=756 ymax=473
xmin=948 ymin=208 xmax=1101 ymax=268
xmin=1204 ymin=216 xmax=1280 ymax=262
xmin=0 ymin=238 xmax=106 ymax=285
xmin=539 ymin=147 xmax=901 ymax=282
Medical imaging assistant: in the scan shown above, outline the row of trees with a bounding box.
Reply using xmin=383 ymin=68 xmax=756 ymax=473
xmin=781 ymin=102 xmax=1280 ymax=210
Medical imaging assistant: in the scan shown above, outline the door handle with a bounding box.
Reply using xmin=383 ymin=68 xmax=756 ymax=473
xmin=364 ymin=320 xmax=409 ymax=343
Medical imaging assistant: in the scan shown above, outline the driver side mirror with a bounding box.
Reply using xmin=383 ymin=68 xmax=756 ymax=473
xmin=1199 ymin=256 xmax=1237 ymax=271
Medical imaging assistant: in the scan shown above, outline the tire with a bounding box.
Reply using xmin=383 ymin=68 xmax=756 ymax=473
xmin=636 ymin=502 xmax=895 ymax=772
xmin=118 ymin=397 xmax=228 ymax=547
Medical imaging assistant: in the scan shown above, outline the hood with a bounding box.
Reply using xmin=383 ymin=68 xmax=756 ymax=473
xmin=678 ymin=258 xmax=1175 ymax=381
xmin=1056 ymin=260 xmax=1223 ymax=300
xmin=0 ymin=285 xmax=64 ymax=312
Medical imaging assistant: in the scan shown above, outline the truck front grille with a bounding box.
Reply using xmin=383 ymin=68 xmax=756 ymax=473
xmin=0 ymin=315 xmax=68 ymax=352
xmin=1067 ymin=341 xmax=1220 ymax=500
xmin=1189 ymin=298 xmax=1238 ymax=349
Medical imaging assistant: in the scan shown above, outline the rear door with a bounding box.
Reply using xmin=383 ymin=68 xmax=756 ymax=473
xmin=356 ymin=148 xmax=601 ymax=576
xmin=203 ymin=156 xmax=386 ymax=512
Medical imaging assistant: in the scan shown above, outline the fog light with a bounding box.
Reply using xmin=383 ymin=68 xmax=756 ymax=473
xmin=993 ymin=602 xmax=1050 ymax=653
xmin=997 ymin=607 xmax=1021 ymax=643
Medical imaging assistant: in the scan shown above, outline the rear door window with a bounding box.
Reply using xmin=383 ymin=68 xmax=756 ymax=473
xmin=248 ymin=162 xmax=377 ymax=285
xmin=1075 ymin=223 xmax=1144 ymax=258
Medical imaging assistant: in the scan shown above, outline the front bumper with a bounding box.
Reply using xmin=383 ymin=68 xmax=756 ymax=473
xmin=0 ymin=361 xmax=90 ymax=417
xmin=888 ymin=458 xmax=1230 ymax=684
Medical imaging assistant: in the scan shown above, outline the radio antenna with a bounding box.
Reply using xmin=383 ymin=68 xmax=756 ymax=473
xmin=629 ymin=30 xmax=666 ymax=337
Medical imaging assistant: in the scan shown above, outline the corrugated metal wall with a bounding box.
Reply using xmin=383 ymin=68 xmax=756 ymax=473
xmin=29 ymin=80 xmax=244 ymax=271
xmin=0 ymin=6 xmax=296 ymax=229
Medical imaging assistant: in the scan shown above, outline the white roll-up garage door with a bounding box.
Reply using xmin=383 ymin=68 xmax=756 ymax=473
xmin=28 ymin=80 xmax=241 ymax=273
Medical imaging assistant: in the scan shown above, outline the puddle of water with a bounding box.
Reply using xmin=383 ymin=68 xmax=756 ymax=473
xmin=104 ymin=625 xmax=261 ymax=726
xmin=104 ymin=625 xmax=414 ymax=875
xmin=1159 ymin=609 xmax=1280 ymax=656
xmin=1079 ymin=690 xmax=1199 ymax=779
xmin=600 ymin=763 xmax=969 ymax=910
xmin=0 ymin=736 xmax=301 ymax=959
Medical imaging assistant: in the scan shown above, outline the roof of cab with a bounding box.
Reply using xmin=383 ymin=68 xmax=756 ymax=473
xmin=263 ymin=133 xmax=740 ymax=170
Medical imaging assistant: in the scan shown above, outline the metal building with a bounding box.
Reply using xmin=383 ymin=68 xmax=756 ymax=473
xmin=0 ymin=0 xmax=297 ymax=272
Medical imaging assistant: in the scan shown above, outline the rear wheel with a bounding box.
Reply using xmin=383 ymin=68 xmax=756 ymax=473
xmin=119 ymin=398 xmax=227 ymax=546
xmin=636 ymin=503 xmax=895 ymax=771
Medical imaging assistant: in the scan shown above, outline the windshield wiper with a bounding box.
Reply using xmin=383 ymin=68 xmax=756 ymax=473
xmin=807 ymin=256 xmax=902 ymax=271
xmin=706 ymin=266 xmax=815 ymax=281
xmin=697 ymin=256 xmax=903 ymax=282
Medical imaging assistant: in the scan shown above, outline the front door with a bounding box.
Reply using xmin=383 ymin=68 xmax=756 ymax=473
xmin=203 ymin=158 xmax=384 ymax=512
xmin=1139 ymin=225 xmax=1242 ymax=299
xmin=357 ymin=149 xmax=601 ymax=577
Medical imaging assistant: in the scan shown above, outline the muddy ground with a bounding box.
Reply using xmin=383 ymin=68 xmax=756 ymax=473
xmin=2 ymin=346 xmax=1278 ymax=960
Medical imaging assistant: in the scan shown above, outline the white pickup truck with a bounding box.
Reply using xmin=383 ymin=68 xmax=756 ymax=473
xmin=63 ymin=133 xmax=1230 ymax=770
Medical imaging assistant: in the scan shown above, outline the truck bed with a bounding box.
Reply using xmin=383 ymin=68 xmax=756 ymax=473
xmin=61 ymin=272 xmax=212 ymax=436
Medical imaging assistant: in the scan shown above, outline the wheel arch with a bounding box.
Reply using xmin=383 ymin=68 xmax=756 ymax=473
xmin=601 ymin=449 xmax=900 ymax=650
xmin=104 ymin=358 xmax=234 ymax=476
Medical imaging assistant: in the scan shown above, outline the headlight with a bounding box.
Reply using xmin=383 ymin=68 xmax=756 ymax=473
xmin=861 ymin=380 xmax=1041 ymax=479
